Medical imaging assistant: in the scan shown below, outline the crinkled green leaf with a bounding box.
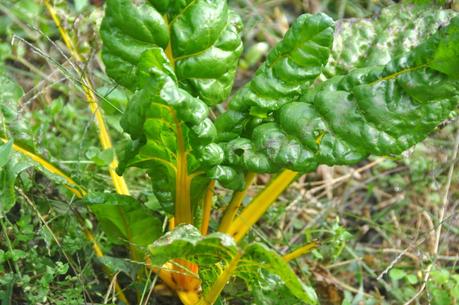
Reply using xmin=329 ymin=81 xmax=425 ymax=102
xmin=148 ymin=224 xmax=238 ymax=267
xmin=238 ymin=243 xmax=317 ymax=305
xmin=148 ymin=226 xmax=316 ymax=303
xmin=172 ymin=6 xmax=243 ymax=105
xmin=85 ymin=193 xmax=163 ymax=249
xmin=100 ymin=0 xmax=169 ymax=90
xmin=216 ymin=13 xmax=334 ymax=140
xmin=217 ymin=12 xmax=459 ymax=174
xmin=117 ymin=48 xmax=223 ymax=214
xmin=148 ymin=224 xmax=239 ymax=294
xmin=208 ymin=165 xmax=245 ymax=190
xmin=231 ymin=13 xmax=334 ymax=111
xmin=101 ymin=0 xmax=243 ymax=105
xmin=325 ymin=4 xmax=455 ymax=76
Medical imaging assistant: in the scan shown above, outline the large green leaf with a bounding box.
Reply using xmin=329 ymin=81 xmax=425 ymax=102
xmin=325 ymin=4 xmax=455 ymax=76
xmin=216 ymin=13 xmax=335 ymax=140
xmin=117 ymin=48 xmax=224 ymax=215
xmin=85 ymin=193 xmax=163 ymax=249
xmin=148 ymin=224 xmax=238 ymax=267
xmin=101 ymin=0 xmax=241 ymax=212
xmin=230 ymin=13 xmax=333 ymax=112
xmin=148 ymin=225 xmax=317 ymax=303
xmin=100 ymin=0 xmax=243 ymax=105
xmin=216 ymin=11 xmax=459 ymax=174
xmin=148 ymin=224 xmax=238 ymax=293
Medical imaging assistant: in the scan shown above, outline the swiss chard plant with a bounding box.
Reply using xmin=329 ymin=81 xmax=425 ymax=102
xmin=2 ymin=1 xmax=459 ymax=305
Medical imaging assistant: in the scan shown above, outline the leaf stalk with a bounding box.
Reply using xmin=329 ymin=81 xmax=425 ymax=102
xmin=219 ymin=172 xmax=256 ymax=233
xmin=227 ymin=169 xmax=298 ymax=242
xmin=283 ymin=241 xmax=319 ymax=262
xmin=174 ymin=117 xmax=193 ymax=225
xmin=201 ymin=180 xmax=215 ymax=235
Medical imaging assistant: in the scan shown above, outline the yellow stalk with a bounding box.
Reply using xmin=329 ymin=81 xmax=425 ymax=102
xmin=162 ymin=15 xmax=175 ymax=69
xmin=162 ymin=16 xmax=193 ymax=226
xmin=200 ymin=180 xmax=215 ymax=235
xmin=43 ymin=0 xmax=129 ymax=196
xmin=227 ymin=169 xmax=298 ymax=242
xmin=174 ymin=117 xmax=192 ymax=225
xmin=218 ymin=172 xmax=256 ymax=233
xmin=283 ymin=241 xmax=318 ymax=262
xmin=147 ymin=260 xmax=200 ymax=305
xmin=169 ymin=216 xmax=176 ymax=231
xmin=196 ymin=252 xmax=242 ymax=305
xmin=178 ymin=291 xmax=200 ymax=305
xmin=0 ymin=137 xmax=129 ymax=304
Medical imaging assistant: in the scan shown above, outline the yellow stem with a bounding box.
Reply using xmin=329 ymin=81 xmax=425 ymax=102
xmin=169 ymin=216 xmax=176 ymax=231
xmin=200 ymin=180 xmax=215 ymax=235
xmin=283 ymin=241 xmax=319 ymax=262
xmin=162 ymin=15 xmax=175 ymax=69
xmin=174 ymin=117 xmax=192 ymax=225
xmin=227 ymin=169 xmax=298 ymax=242
xmin=162 ymin=16 xmax=192 ymax=226
xmin=43 ymin=0 xmax=129 ymax=196
xmin=0 ymin=137 xmax=129 ymax=304
xmin=218 ymin=172 xmax=256 ymax=233
xmin=178 ymin=291 xmax=200 ymax=305
xmin=196 ymin=252 xmax=242 ymax=305
xmin=147 ymin=260 xmax=200 ymax=305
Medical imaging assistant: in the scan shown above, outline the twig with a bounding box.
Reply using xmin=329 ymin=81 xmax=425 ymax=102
xmin=104 ymin=272 xmax=121 ymax=304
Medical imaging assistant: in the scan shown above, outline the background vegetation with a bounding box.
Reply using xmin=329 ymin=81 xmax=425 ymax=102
xmin=0 ymin=0 xmax=458 ymax=304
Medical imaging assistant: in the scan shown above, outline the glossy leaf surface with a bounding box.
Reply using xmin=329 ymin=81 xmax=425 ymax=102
xmin=216 ymin=13 xmax=334 ymax=139
xmin=148 ymin=224 xmax=238 ymax=294
xmin=117 ymin=48 xmax=223 ymax=215
xmin=148 ymin=224 xmax=238 ymax=267
xmin=217 ymin=11 xmax=459 ymax=174
xmin=148 ymin=225 xmax=317 ymax=303
xmin=325 ymin=4 xmax=455 ymax=76
xmin=100 ymin=0 xmax=243 ymax=105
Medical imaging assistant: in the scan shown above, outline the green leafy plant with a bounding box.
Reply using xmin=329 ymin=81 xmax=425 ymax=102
xmin=388 ymin=267 xmax=459 ymax=305
xmin=1 ymin=1 xmax=459 ymax=305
